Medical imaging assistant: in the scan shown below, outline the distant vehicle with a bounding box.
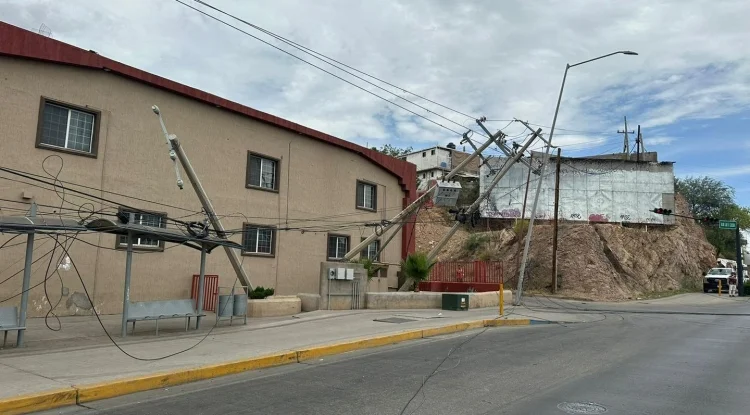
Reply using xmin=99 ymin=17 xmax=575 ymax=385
xmin=703 ymin=268 xmax=749 ymax=293
xmin=704 ymin=268 xmax=732 ymax=293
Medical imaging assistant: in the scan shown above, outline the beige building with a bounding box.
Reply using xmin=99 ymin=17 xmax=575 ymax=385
xmin=0 ymin=22 xmax=416 ymax=316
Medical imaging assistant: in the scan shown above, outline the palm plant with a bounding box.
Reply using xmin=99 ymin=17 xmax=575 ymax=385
xmin=400 ymin=252 xmax=436 ymax=291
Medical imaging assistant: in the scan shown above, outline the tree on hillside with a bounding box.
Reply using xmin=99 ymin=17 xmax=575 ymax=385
xmin=371 ymin=144 xmax=413 ymax=158
xmin=676 ymin=176 xmax=750 ymax=259
xmin=675 ymin=176 xmax=734 ymax=218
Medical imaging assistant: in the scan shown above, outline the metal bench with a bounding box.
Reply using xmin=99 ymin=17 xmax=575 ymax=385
xmin=0 ymin=306 xmax=24 ymax=348
xmin=126 ymin=299 xmax=205 ymax=335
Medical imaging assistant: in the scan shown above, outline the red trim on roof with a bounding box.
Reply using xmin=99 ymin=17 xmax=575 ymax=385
xmin=0 ymin=21 xmax=417 ymax=258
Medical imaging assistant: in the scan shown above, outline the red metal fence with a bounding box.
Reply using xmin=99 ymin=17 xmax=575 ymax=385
xmin=191 ymin=274 xmax=219 ymax=311
xmin=429 ymin=261 xmax=503 ymax=283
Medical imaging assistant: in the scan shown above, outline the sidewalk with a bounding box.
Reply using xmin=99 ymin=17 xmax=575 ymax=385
xmin=0 ymin=305 xmax=595 ymax=412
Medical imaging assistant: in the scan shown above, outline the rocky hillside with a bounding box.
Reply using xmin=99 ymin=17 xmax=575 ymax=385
xmin=416 ymin=194 xmax=716 ymax=301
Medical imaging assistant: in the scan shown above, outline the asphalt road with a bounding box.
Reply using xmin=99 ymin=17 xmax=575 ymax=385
xmin=43 ymin=295 xmax=750 ymax=415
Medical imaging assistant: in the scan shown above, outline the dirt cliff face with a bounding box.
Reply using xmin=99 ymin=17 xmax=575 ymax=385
xmin=415 ymin=194 xmax=717 ymax=301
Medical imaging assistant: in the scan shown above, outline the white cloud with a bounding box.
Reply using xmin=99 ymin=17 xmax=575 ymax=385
xmin=680 ymin=164 xmax=750 ymax=178
xmin=2 ymin=0 xmax=750 ymax=150
xmin=644 ymin=136 xmax=677 ymax=146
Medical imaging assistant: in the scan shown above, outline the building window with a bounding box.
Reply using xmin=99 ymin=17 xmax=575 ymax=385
xmin=36 ymin=98 xmax=100 ymax=156
xmin=327 ymin=234 xmax=350 ymax=260
xmin=422 ymin=152 xmax=426 ymax=157
xmin=246 ymin=152 xmax=280 ymax=191
xmin=241 ymin=224 xmax=276 ymax=256
xmin=116 ymin=209 xmax=167 ymax=251
xmin=356 ymin=181 xmax=377 ymax=211
xmin=431 ymin=171 xmax=434 ymax=177
xmin=431 ymin=149 xmax=435 ymax=155
xmin=361 ymin=238 xmax=380 ymax=261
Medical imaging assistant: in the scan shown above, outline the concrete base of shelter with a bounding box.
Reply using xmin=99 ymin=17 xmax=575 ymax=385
xmin=365 ymin=290 xmax=512 ymax=309
xmin=247 ymin=296 xmax=302 ymax=317
xmin=297 ymin=294 xmax=321 ymax=312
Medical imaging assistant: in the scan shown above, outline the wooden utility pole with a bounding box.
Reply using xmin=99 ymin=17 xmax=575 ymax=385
xmin=521 ymin=153 xmax=533 ymax=220
xmin=617 ymin=116 xmax=634 ymax=160
xmin=551 ymin=148 xmax=562 ymax=293
xmin=635 ymin=125 xmax=641 ymax=163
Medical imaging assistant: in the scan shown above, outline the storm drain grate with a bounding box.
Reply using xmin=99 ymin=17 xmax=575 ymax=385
xmin=557 ymin=402 xmax=608 ymax=414
xmin=373 ymin=317 xmax=418 ymax=324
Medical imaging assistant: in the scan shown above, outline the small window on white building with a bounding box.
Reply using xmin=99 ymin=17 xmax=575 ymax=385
xmin=422 ymin=152 xmax=426 ymax=157
xmin=431 ymin=149 xmax=435 ymax=155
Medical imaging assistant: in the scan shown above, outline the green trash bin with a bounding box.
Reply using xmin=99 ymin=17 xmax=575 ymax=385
xmin=442 ymin=293 xmax=469 ymax=311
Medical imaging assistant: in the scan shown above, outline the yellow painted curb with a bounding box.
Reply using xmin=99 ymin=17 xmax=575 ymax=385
xmin=77 ymin=351 xmax=298 ymax=403
xmin=422 ymin=320 xmax=485 ymax=338
xmin=0 ymin=388 xmax=77 ymax=415
xmin=483 ymin=319 xmax=531 ymax=327
xmin=2 ymin=318 xmax=544 ymax=413
xmin=297 ymin=329 xmax=424 ymax=362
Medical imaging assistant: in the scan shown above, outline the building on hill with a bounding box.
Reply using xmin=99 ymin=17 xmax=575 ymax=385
xmin=401 ymin=145 xmax=481 ymax=182
xmin=479 ymin=151 xmax=675 ymax=225
xmin=0 ymin=22 xmax=416 ymax=316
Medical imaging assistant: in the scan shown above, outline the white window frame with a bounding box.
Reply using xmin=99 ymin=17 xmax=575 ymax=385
xmin=247 ymin=152 xmax=279 ymax=191
xmin=362 ymin=239 xmax=380 ymax=261
xmin=328 ymin=235 xmax=349 ymax=260
xmin=259 ymin=158 xmax=276 ymax=189
xmin=117 ymin=211 xmax=166 ymax=250
xmin=242 ymin=225 xmax=275 ymax=256
xmin=357 ymin=181 xmax=376 ymax=210
xmin=42 ymin=102 xmax=96 ymax=153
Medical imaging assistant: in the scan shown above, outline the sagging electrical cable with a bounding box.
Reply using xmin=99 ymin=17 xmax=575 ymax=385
xmin=44 ymin=234 xmax=242 ymax=361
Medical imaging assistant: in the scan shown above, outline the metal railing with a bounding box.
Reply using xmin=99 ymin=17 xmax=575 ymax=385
xmin=428 ymin=261 xmax=503 ymax=283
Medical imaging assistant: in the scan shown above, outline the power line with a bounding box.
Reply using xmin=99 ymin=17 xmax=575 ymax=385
xmin=0 ymin=169 xmax=202 ymax=214
xmin=188 ymin=0 xmax=487 ymax=139
xmin=173 ymin=0 xmax=467 ymax=138
xmin=485 ymin=120 xmax=612 ymax=136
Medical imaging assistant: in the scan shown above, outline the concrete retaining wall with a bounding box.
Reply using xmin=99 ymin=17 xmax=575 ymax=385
xmin=247 ymin=296 xmax=302 ymax=317
xmin=365 ymin=290 xmax=512 ymax=310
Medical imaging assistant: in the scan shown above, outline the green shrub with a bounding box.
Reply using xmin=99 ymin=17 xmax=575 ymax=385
xmin=249 ymin=286 xmax=275 ymax=299
xmin=464 ymin=234 xmax=489 ymax=254
xmin=513 ymin=219 xmax=529 ymax=236
xmin=356 ymin=257 xmax=384 ymax=280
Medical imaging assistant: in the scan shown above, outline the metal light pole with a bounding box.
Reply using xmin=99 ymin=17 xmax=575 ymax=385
xmin=514 ymin=51 xmax=638 ymax=306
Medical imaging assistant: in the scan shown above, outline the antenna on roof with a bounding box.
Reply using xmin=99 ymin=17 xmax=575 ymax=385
xmin=38 ymin=23 xmax=52 ymax=38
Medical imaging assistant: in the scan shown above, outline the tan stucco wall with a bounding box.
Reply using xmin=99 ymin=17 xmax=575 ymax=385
xmin=0 ymin=57 xmax=405 ymax=316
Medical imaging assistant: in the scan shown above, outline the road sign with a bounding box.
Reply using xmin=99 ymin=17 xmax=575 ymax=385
xmin=719 ymin=220 xmax=737 ymax=230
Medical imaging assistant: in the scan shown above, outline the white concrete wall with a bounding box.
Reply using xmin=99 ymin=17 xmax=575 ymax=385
xmin=480 ymin=156 xmax=675 ymax=225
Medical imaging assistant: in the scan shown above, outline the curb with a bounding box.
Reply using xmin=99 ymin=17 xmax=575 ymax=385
xmin=1 ymin=317 xmax=553 ymax=413
xmin=0 ymin=388 xmax=77 ymax=415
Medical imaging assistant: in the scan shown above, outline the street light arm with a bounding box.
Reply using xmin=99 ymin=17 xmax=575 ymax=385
xmin=569 ymin=50 xmax=637 ymax=68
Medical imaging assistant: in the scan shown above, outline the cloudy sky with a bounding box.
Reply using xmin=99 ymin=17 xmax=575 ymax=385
xmin=2 ymin=0 xmax=749 ymax=204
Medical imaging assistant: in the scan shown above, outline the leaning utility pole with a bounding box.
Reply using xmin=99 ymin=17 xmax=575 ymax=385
xmin=152 ymin=105 xmax=253 ymax=290
xmin=426 ymin=124 xmax=543 ymax=262
xmin=551 ymin=147 xmax=562 ymax=294
xmin=344 ymin=131 xmax=502 ymax=260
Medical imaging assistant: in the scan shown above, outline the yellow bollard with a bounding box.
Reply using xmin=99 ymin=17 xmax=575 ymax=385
xmin=718 ymin=280 xmax=722 ymax=297
xmin=499 ymin=283 xmax=504 ymax=316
